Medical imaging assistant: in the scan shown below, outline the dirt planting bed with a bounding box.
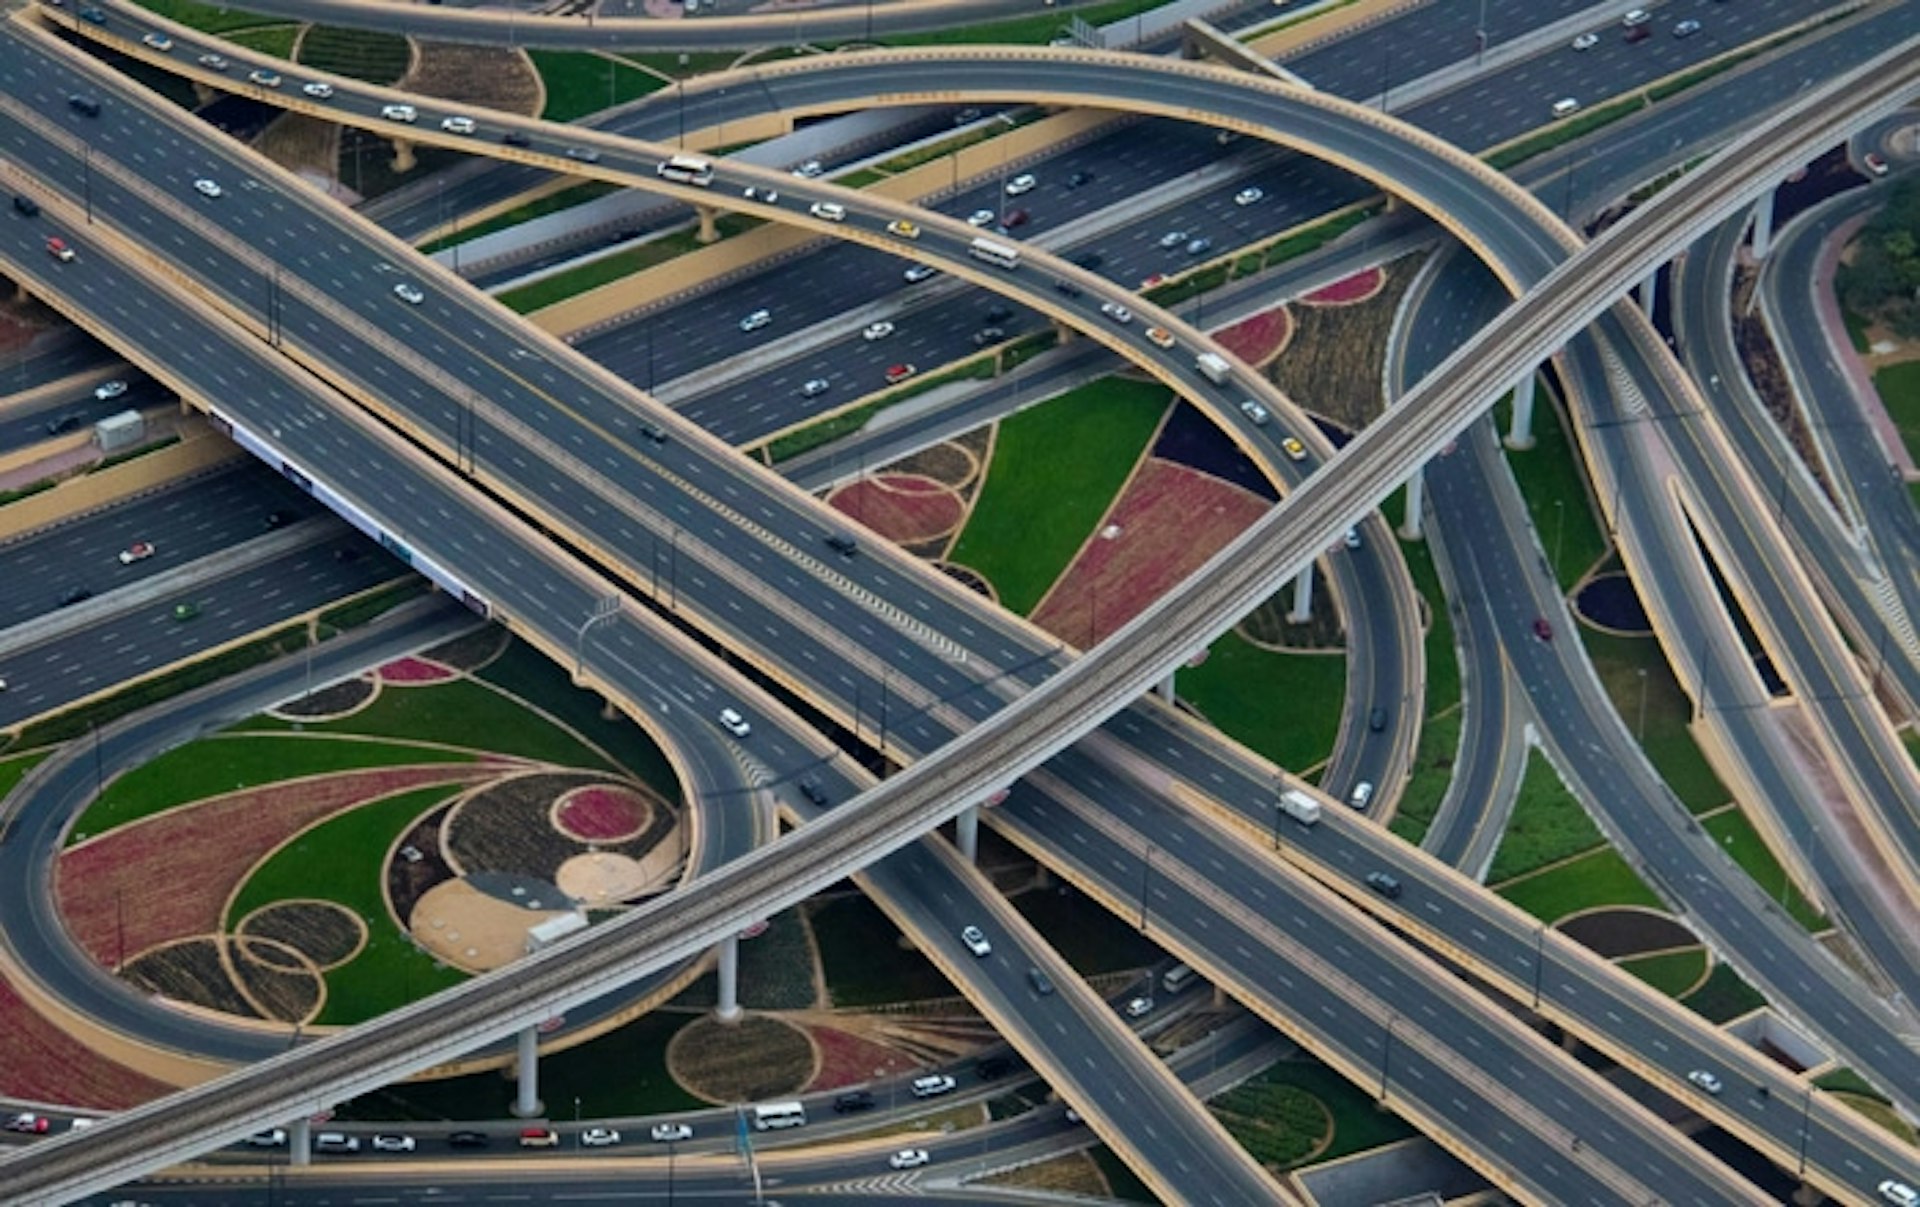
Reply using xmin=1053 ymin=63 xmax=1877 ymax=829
xmin=1557 ymin=908 xmax=1696 ymax=959
xmin=805 ymin=1023 xmax=916 ymax=1090
xmin=389 ymin=802 xmax=458 ymax=921
xmin=237 ymin=900 xmax=366 ymax=969
xmin=827 ymin=473 xmax=967 ymax=548
xmin=405 ymin=41 xmax=542 ymax=115
xmin=426 ymin=626 xmax=511 ymax=672
xmin=443 ymin=772 xmax=675 ymax=884
xmin=274 ymin=676 xmax=375 ymax=719
xmin=1266 ymin=253 xmax=1422 ymax=432
xmin=1214 ymin=305 xmax=1294 ymax=367
xmin=379 ymin=656 xmax=454 ymax=684
xmin=669 ymin=1014 xmax=816 ymax=1103
xmin=554 ymin=784 xmax=651 ymax=842
xmin=1303 ymin=267 xmax=1385 ymax=305
xmin=1030 ymin=459 xmax=1268 ymax=645
xmin=123 ymin=938 xmax=267 ymax=1019
xmin=229 ymin=938 xmax=326 ymax=1022
xmin=57 ymin=765 xmax=498 ymax=966
xmin=0 ymin=974 xmax=175 ymax=1108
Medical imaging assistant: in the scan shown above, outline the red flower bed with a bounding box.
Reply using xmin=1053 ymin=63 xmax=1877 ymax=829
xmin=378 ymin=657 xmax=454 ymax=683
xmin=0 ymin=973 xmax=175 ymax=1108
xmin=1213 ymin=305 xmax=1293 ymax=366
xmin=1303 ymin=266 xmax=1385 ymax=306
xmin=57 ymin=764 xmax=505 ymax=965
xmin=554 ymin=785 xmax=647 ymax=842
xmin=828 ymin=474 xmax=965 ymax=545
xmin=1032 ymin=460 xmax=1269 ymax=645
xmin=805 ymin=1024 xmax=916 ymax=1091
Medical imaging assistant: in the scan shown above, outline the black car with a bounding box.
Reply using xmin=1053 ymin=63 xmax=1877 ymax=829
xmin=1052 ymin=280 xmax=1083 ymax=299
xmin=798 ymin=775 xmax=828 ymax=806
xmin=1071 ymin=252 xmax=1104 ymax=271
xmin=983 ymin=304 xmax=1012 ymax=323
xmin=58 ymin=586 xmax=93 ymax=608
xmin=832 ymin=1090 xmax=875 ymax=1113
xmin=501 ymin=131 xmax=531 ymax=147
xmin=44 ymin=413 xmax=81 ymax=435
xmin=447 ymin=1131 xmax=490 ymax=1148
xmin=1066 ymin=170 xmax=1092 ymax=188
xmin=11 ymin=194 xmax=39 ymax=217
xmin=972 ymin=327 xmax=1006 ymax=348
xmin=264 ymin=510 xmax=290 ymax=529
xmin=67 ymin=94 xmax=101 ymax=117
xmin=639 ymin=421 xmax=669 ymax=445
xmin=975 ymin=1055 xmax=1013 ymax=1080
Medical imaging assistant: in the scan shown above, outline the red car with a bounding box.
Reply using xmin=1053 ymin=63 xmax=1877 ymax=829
xmin=884 ymin=363 xmax=917 ymax=385
xmin=119 ymin=540 xmax=155 ymax=565
xmin=46 ymin=236 xmax=74 ymax=262
xmin=6 ymin=1113 xmax=49 ymax=1134
xmin=1532 ymin=617 xmax=1554 ymax=642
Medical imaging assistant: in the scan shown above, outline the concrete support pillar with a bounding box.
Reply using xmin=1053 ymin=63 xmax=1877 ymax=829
xmin=288 ymin=1117 xmax=311 ymax=1167
xmin=192 ymin=82 xmax=214 ymax=106
xmin=1638 ymin=268 xmax=1659 ymax=320
xmin=715 ymin=934 xmax=743 ymax=1023
xmin=1400 ymin=465 xmax=1426 ymax=540
xmin=11 ymin=281 xmax=28 ymax=306
xmin=1287 ymin=562 xmax=1315 ymax=624
xmin=1505 ymin=370 xmax=1538 ymax=450
xmin=512 ymin=1025 xmax=543 ymax=1118
xmin=694 ymin=204 xmax=719 ymax=245
xmin=1750 ymin=187 xmax=1775 ymax=260
xmin=390 ymin=139 xmax=416 ymax=174
xmin=955 ymin=805 xmax=979 ymax=864
xmin=1154 ymin=671 xmax=1176 ymax=704
xmin=1052 ymin=318 xmax=1077 ymax=344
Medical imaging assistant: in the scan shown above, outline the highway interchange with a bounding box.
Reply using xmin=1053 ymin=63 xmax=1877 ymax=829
xmin=0 ymin=0 xmax=1917 ymax=1202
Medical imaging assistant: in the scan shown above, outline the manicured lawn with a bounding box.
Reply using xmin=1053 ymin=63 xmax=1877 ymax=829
xmin=337 ymin=1008 xmax=702 ymax=1121
xmin=1681 ymin=962 xmax=1765 ymax=1024
xmin=72 ymin=735 xmax=475 ymax=844
xmin=132 ymin=0 xmax=280 ymax=34
xmin=1495 ymin=386 xmax=1607 ymax=591
xmin=1616 ymin=948 xmax=1708 ymax=998
xmin=810 ymin=894 xmax=951 ymax=1006
xmin=476 ymin=638 xmax=680 ymax=801
xmin=296 ymin=26 xmax=410 ymax=85
xmin=223 ymin=25 xmax=299 ymax=58
xmin=1233 ymin=1057 xmax=1414 ymax=1163
xmin=529 ymin=50 xmax=666 ymax=122
xmin=872 ymin=0 xmax=1165 ymax=46
xmin=421 ymin=181 xmax=622 ymax=253
xmin=1011 ymin=883 xmax=1165 ymax=975
xmin=1389 ymin=706 xmax=1461 ymax=845
xmin=1875 ymin=362 xmax=1920 ymax=466
xmin=227 ymin=785 xmax=466 ymax=1024
xmin=1176 ymin=631 xmax=1346 ymax=779
xmin=1699 ymin=807 xmax=1825 ymax=931
xmin=1211 ymin=1078 xmax=1327 ymax=1169
xmin=948 ymin=378 xmax=1169 ymax=616
xmin=0 ymin=750 xmax=50 ymax=805
xmin=244 ymin=676 xmax=615 ymax=772
xmin=1486 ymin=753 xmax=1602 ymax=883
xmin=1497 ymin=847 xmax=1662 ymax=922
xmin=498 ymin=213 xmax=762 ymax=314
xmin=1579 ymin=629 xmax=1728 ymax=814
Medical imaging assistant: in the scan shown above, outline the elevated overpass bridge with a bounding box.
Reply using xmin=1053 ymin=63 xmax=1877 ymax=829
xmin=1 ymin=11 xmax=1917 ymax=1205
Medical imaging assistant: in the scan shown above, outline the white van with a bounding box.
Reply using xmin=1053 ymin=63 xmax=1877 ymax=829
xmin=1551 ymin=97 xmax=1580 ymax=118
xmin=809 ymin=201 xmax=847 ymax=222
xmin=315 ymin=1132 xmax=359 ymax=1153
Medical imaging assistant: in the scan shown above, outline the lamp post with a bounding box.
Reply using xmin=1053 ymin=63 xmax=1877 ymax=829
xmin=1378 ymin=1015 xmax=1397 ymax=1100
xmin=1137 ymin=843 xmax=1154 ymax=933
xmin=1796 ymin=1083 xmax=1812 ymax=1176
xmin=1531 ymin=923 xmax=1547 ymax=1009
xmin=1635 ymin=668 xmax=1649 ymax=740
xmin=1551 ymin=498 xmax=1565 ymax=582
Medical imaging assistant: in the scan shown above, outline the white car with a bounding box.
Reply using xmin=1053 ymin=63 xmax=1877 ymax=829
xmin=192 ymin=178 xmax=222 ymax=199
xmin=370 ymin=1134 xmax=415 ymax=1153
xmin=248 ymin=69 xmax=281 ymax=88
xmin=718 ymin=707 xmax=751 ymax=738
xmin=649 ymin=1123 xmax=692 ymax=1142
xmin=93 ymin=379 xmax=127 ymax=401
xmin=903 ymin=263 xmax=937 ymax=283
xmin=967 ymin=209 xmax=996 ymax=227
xmin=739 ymin=308 xmax=772 ymax=332
xmin=792 ymin=159 xmax=824 ymax=178
xmin=118 ymin=541 xmax=155 ymax=565
xmin=1234 ymin=186 xmax=1264 ymax=206
xmin=1239 ymin=399 xmax=1270 ymax=426
xmin=888 ymin=1148 xmax=930 ymax=1170
xmin=1864 ymin=152 xmax=1890 ymax=177
xmin=1100 ymin=302 xmax=1133 ymax=325
xmin=581 ymin=1127 xmax=622 ymax=1147
xmin=440 ymin=115 xmax=477 ymax=135
xmin=1158 ymin=229 xmax=1187 ymax=249
xmin=1571 ymin=32 xmax=1599 ymax=50
xmin=380 ymin=103 xmax=417 ymax=123
xmin=862 ymin=321 xmax=895 ymax=342
xmin=141 ymin=32 xmax=172 ymax=50
xmin=1005 ymin=173 xmax=1036 ymax=195
xmin=301 ymin=81 xmax=334 ymax=99
xmin=393 ymin=282 xmax=425 ymax=305
xmin=1348 ymin=780 xmax=1374 ymax=809
xmin=1687 ymin=1069 xmax=1723 ymax=1095
xmin=800 ymin=378 xmax=830 ymax=398
xmin=911 ymin=1074 xmax=956 ymax=1098
xmin=1124 ymin=996 xmax=1153 ymax=1018
xmin=960 ymin=925 xmax=991 ymax=957
xmin=1880 ymin=1180 xmax=1919 ymax=1207
xmin=244 ymin=1128 xmax=287 ymax=1147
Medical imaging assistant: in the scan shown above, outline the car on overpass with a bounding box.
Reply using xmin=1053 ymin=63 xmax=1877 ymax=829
xmin=960 ymin=925 xmax=991 ymax=956
xmin=118 ymin=541 xmax=155 ymax=565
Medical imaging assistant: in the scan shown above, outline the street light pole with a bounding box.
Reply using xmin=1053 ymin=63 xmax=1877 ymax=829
xmin=1531 ymin=923 xmax=1547 ymax=1009
xmin=1796 ymin=1083 xmax=1812 ymax=1176
xmin=1138 ymin=844 xmax=1153 ymax=932
xmin=1636 ymin=668 xmax=1649 ymax=740
xmin=1378 ymin=1015 xmax=1397 ymax=1100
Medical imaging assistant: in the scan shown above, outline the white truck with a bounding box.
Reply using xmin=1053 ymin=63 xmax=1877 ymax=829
xmin=1278 ymin=789 xmax=1322 ymax=825
xmin=1195 ymin=352 xmax=1232 ymax=384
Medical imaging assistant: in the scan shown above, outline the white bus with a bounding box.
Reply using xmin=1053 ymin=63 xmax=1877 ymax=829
xmin=657 ymin=154 xmax=714 ymax=186
xmin=1161 ymin=963 xmax=1198 ymax=995
xmin=752 ymin=1101 xmax=807 ymax=1130
xmin=968 ymin=237 xmax=1021 ymax=269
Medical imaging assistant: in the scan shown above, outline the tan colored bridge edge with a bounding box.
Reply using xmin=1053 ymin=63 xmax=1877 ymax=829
xmin=0 ymin=420 xmax=242 ymax=544
xmin=530 ymin=107 xmax=1115 ymax=336
xmin=1246 ymin=0 xmax=1428 ymax=61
